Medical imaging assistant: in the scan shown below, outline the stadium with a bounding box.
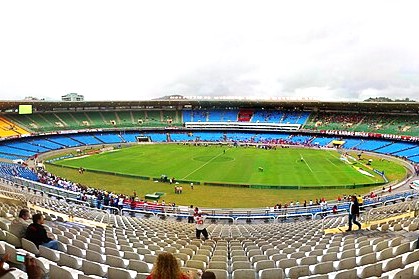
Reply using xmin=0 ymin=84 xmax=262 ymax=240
xmin=0 ymin=99 xmax=418 ymax=278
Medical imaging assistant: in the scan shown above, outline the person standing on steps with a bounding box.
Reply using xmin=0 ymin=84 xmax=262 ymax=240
xmin=347 ymin=195 xmax=361 ymax=231
xmin=194 ymin=210 xmax=209 ymax=240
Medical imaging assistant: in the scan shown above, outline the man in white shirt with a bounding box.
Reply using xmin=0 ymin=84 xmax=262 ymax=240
xmin=194 ymin=210 xmax=209 ymax=240
xmin=10 ymin=209 xmax=31 ymax=239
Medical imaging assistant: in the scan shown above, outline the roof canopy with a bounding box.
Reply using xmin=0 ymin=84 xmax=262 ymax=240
xmin=0 ymin=99 xmax=418 ymax=113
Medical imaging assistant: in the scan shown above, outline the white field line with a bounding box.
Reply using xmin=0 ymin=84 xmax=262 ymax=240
xmin=326 ymin=157 xmax=340 ymax=168
xmin=299 ymin=153 xmax=314 ymax=173
xmin=181 ymin=151 xmax=225 ymax=180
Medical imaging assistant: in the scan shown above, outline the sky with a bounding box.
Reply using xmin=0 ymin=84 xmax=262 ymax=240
xmin=0 ymin=0 xmax=419 ymax=101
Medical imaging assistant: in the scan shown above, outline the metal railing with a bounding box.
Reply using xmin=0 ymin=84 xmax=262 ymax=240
xmin=313 ymin=208 xmax=348 ymax=220
xmin=321 ymin=212 xmax=349 ymax=231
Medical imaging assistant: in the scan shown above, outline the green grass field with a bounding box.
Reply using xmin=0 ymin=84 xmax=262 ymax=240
xmin=54 ymin=145 xmax=384 ymax=186
xmin=47 ymin=144 xmax=407 ymax=207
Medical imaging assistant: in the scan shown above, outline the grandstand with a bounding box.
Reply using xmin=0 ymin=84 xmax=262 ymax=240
xmin=0 ymin=176 xmax=418 ymax=278
xmin=305 ymin=112 xmax=419 ymax=136
xmin=0 ymin=100 xmax=418 ymax=278
xmin=0 ymin=116 xmax=30 ymax=138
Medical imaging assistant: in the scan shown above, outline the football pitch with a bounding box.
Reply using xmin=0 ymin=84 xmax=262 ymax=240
xmin=55 ymin=144 xmax=384 ymax=187
xmin=48 ymin=144 xmax=407 ymax=207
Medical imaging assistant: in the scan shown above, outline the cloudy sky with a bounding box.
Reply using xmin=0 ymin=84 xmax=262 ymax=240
xmin=0 ymin=0 xmax=418 ymax=101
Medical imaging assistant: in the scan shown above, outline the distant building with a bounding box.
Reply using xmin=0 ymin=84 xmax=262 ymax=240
xmin=62 ymin=93 xmax=84 ymax=102
xmin=24 ymin=96 xmax=44 ymax=101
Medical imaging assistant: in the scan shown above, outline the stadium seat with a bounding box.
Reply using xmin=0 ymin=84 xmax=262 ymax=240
xmin=356 ymin=262 xmax=382 ymax=278
xmin=309 ymin=261 xmax=334 ymax=275
xmin=59 ymin=254 xmax=83 ymax=270
xmin=39 ymin=245 xmax=61 ymax=262
xmin=259 ymin=267 xmax=285 ymax=279
xmin=143 ymin=254 xmax=157 ymax=264
xmin=382 ymin=255 xmax=403 ymax=272
xmin=250 ymin=254 xmax=268 ymax=264
xmin=297 ymin=256 xmax=317 ymax=266
xmin=207 ymin=261 xmax=228 ymax=270
xmin=211 ymin=255 xmax=228 ymax=262
xmin=231 ymin=261 xmax=251 ymax=272
xmin=186 ymin=259 xmax=206 ymax=270
xmin=106 ymin=255 xmax=128 ymax=268
xmin=86 ymin=250 xmax=105 ymax=264
xmin=333 ymin=257 xmax=356 ymax=271
xmin=393 ymin=242 xmax=411 ymax=256
xmin=5 ymin=231 xmax=21 ymax=248
xmin=255 ymin=259 xmax=275 ymax=273
xmin=232 ymin=268 xmax=257 ymax=279
xmin=356 ymin=252 xmax=377 ymax=266
xmin=107 ymin=267 xmax=137 ymax=279
xmin=205 ymin=269 xmax=228 ymax=279
xmin=328 ymin=269 xmax=357 ymax=279
xmin=285 ymin=265 xmax=310 ymax=279
xmin=67 ymin=245 xmax=86 ymax=258
xmin=50 ymin=264 xmax=83 ymax=279
xmin=192 ymin=254 xmax=209 ymax=264
xmin=21 ymin=238 xmax=39 ymax=256
xmin=401 ymin=249 xmax=419 ymax=266
xmin=277 ymin=258 xmax=297 ymax=269
xmin=82 ymin=259 xmax=108 ymax=277
xmin=381 ymin=266 xmax=414 ymax=279
xmin=377 ymin=247 xmax=394 ymax=261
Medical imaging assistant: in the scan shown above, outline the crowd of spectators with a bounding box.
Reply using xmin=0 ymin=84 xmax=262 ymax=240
xmin=35 ymin=168 xmax=178 ymax=212
xmin=310 ymin=112 xmax=364 ymax=128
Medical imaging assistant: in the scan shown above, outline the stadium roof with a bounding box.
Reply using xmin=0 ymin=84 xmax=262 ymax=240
xmin=0 ymin=100 xmax=418 ymax=113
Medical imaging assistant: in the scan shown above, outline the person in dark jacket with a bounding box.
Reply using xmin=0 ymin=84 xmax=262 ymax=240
xmin=25 ymin=214 xmax=58 ymax=250
xmin=347 ymin=195 xmax=361 ymax=231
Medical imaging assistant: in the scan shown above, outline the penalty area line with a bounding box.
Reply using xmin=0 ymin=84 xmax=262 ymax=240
xmin=181 ymin=151 xmax=225 ymax=180
xmin=299 ymin=153 xmax=314 ymax=173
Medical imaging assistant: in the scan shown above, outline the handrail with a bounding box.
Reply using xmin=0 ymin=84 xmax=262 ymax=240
xmin=321 ymin=212 xmax=349 ymax=230
xmin=72 ymin=204 xmax=111 ymax=226
xmin=276 ymin=212 xmax=314 ymax=222
xmin=120 ymin=208 xmax=154 ymax=217
xmin=65 ymin=197 xmax=90 ymax=207
xmin=360 ymin=201 xmax=383 ymax=209
xmin=383 ymin=197 xmax=408 ymax=206
xmin=313 ymin=208 xmax=348 ymax=219
xmin=235 ymin=215 xmax=274 ymax=224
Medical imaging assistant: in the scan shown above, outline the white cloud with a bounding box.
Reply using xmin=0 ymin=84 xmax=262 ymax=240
xmin=0 ymin=0 xmax=418 ymax=101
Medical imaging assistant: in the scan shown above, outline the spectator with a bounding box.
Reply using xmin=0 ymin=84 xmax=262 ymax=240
xmin=25 ymin=214 xmax=58 ymax=250
xmin=332 ymin=205 xmax=338 ymax=214
xmin=0 ymin=254 xmax=14 ymax=277
xmin=194 ymin=210 xmax=209 ymax=240
xmin=9 ymin=209 xmax=31 ymax=239
xmin=146 ymin=252 xmax=191 ymax=279
xmin=202 ymin=271 xmax=216 ymax=279
xmin=0 ymin=254 xmax=43 ymax=279
xmin=188 ymin=205 xmax=195 ymax=224
xmin=347 ymin=195 xmax=361 ymax=232
xmin=24 ymin=255 xmax=43 ymax=279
